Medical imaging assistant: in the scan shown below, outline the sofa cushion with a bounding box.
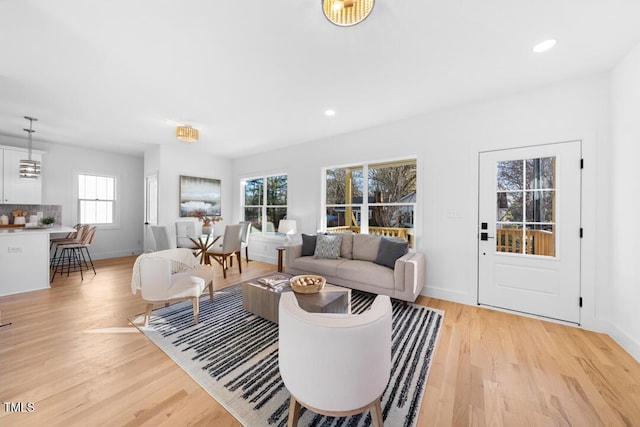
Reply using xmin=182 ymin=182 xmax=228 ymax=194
xmin=352 ymin=234 xmax=382 ymax=262
xmin=336 ymin=260 xmax=395 ymax=290
xmin=374 ymin=237 xmax=410 ymax=269
xmin=291 ymin=256 xmax=348 ymax=277
xmin=329 ymin=231 xmax=354 ymax=259
xmin=314 ymin=234 xmax=343 ymax=259
xmin=301 ymin=234 xmax=317 ymax=256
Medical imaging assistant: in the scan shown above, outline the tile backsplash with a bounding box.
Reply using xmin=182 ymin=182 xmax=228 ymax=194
xmin=0 ymin=204 xmax=62 ymax=225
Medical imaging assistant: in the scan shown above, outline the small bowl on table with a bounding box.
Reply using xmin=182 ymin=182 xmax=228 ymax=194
xmin=290 ymin=275 xmax=326 ymax=294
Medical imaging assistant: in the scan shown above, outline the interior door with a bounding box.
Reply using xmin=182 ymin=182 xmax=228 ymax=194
xmin=144 ymin=173 xmax=158 ymax=253
xmin=478 ymin=141 xmax=582 ymax=323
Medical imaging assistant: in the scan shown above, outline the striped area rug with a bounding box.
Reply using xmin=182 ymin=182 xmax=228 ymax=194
xmin=134 ymin=283 xmax=444 ymax=427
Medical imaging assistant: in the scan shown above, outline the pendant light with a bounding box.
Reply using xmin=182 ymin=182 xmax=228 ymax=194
xmin=20 ymin=116 xmax=41 ymax=179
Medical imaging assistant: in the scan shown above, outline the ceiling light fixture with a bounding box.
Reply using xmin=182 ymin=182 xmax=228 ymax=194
xmin=324 ymin=109 xmax=336 ymax=116
xmin=533 ymin=39 xmax=557 ymax=53
xmin=176 ymin=125 xmax=199 ymax=142
xmin=322 ymin=0 xmax=374 ymax=27
xmin=20 ymin=116 xmax=41 ymax=179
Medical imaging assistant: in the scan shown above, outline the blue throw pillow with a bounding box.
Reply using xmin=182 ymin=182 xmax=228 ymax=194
xmin=301 ymin=234 xmax=317 ymax=256
xmin=374 ymin=237 xmax=409 ymax=269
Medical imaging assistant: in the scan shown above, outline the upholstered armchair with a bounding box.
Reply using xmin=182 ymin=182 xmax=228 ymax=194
xmin=278 ymin=292 xmax=392 ymax=426
xmin=131 ymin=249 xmax=214 ymax=326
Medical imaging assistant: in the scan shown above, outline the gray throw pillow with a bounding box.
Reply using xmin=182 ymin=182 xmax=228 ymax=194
xmin=301 ymin=234 xmax=317 ymax=256
xmin=314 ymin=234 xmax=343 ymax=259
xmin=374 ymin=237 xmax=409 ymax=269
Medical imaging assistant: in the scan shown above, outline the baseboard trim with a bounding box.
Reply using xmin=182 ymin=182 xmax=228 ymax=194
xmin=608 ymin=321 xmax=640 ymax=363
xmin=421 ymin=285 xmax=472 ymax=305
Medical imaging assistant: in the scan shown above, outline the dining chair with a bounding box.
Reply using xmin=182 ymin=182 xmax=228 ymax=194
xmin=175 ymin=221 xmax=198 ymax=250
xmin=239 ymin=221 xmax=251 ymax=265
xmin=206 ymin=224 xmax=243 ymax=279
xmin=150 ymin=225 xmax=171 ymax=251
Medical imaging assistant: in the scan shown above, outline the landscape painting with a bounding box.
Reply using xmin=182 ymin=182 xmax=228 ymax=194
xmin=179 ymin=175 xmax=221 ymax=217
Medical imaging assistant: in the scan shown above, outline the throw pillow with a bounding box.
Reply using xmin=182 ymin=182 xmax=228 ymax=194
xmin=374 ymin=237 xmax=409 ymax=269
xmin=301 ymin=234 xmax=317 ymax=256
xmin=314 ymin=234 xmax=343 ymax=259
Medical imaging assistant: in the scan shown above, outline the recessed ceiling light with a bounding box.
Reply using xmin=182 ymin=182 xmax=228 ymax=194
xmin=324 ymin=109 xmax=336 ymax=117
xmin=533 ymin=39 xmax=557 ymax=53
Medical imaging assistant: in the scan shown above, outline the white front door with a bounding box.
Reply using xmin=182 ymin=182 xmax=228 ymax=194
xmin=478 ymin=141 xmax=582 ymax=323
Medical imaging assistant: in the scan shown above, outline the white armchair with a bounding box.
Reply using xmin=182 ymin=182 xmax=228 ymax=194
xmin=132 ymin=249 xmax=214 ymax=327
xmin=278 ymin=292 xmax=392 ymax=426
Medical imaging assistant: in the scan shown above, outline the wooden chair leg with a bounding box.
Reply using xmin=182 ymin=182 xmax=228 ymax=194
xmin=144 ymin=303 xmax=153 ymax=327
xmin=192 ymin=297 xmax=199 ymax=324
xmin=222 ymin=255 xmax=227 ymax=279
xmin=245 ymin=246 xmax=249 ymax=264
xmin=287 ymin=396 xmax=301 ymax=427
xmin=237 ymin=251 xmax=242 ymax=274
xmin=208 ymin=282 xmax=214 ymax=302
xmin=370 ymin=399 xmax=384 ymax=427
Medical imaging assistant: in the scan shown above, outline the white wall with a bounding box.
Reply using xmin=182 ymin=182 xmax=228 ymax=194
xmin=233 ymin=73 xmax=611 ymax=332
xmin=145 ymin=143 xmax=233 ymax=249
xmin=611 ymin=41 xmax=640 ymax=361
xmin=0 ymin=138 xmax=145 ymax=259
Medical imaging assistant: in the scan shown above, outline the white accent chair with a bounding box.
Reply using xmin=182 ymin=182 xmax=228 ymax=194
xmin=278 ymin=292 xmax=392 ymax=426
xmin=150 ymin=225 xmax=171 ymax=251
xmin=206 ymin=223 xmax=243 ymax=279
xmin=138 ymin=257 xmax=213 ymax=327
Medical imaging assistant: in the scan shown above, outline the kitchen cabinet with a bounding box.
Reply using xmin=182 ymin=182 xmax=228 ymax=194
xmin=1 ymin=146 xmax=43 ymax=204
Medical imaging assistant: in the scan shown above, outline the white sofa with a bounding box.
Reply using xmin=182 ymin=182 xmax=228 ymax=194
xmin=285 ymin=233 xmax=425 ymax=302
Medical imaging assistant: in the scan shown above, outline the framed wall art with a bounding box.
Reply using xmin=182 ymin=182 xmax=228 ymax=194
xmin=179 ymin=175 xmax=221 ymax=217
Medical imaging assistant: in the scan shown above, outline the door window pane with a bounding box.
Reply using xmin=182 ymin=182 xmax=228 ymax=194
xmin=497 ymin=160 xmax=523 ymax=190
xmin=525 ymin=224 xmax=555 ymax=256
xmin=497 ymin=192 xmax=523 ymax=222
xmin=526 ymin=191 xmax=554 ymax=222
xmin=526 ymin=157 xmax=554 ymax=189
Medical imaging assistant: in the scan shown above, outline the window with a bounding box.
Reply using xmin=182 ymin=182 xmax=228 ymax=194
xmin=242 ymin=174 xmax=288 ymax=233
xmin=78 ymin=174 xmax=116 ymax=225
xmin=324 ymin=158 xmax=417 ymax=246
xmin=496 ymin=157 xmax=555 ymax=256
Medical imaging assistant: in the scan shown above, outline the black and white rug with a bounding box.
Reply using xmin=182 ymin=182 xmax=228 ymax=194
xmin=132 ymin=284 xmax=443 ymax=427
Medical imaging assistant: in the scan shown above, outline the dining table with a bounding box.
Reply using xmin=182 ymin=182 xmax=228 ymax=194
xmin=188 ymin=234 xmax=221 ymax=265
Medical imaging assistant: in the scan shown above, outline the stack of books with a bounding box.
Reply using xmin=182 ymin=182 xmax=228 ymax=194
xmin=257 ymin=274 xmax=290 ymax=292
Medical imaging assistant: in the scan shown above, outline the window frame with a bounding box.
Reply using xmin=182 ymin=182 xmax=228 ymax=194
xmin=240 ymin=172 xmax=288 ymax=235
xmin=75 ymin=171 xmax=120 ymax=229
xmin=321 ymin=157 xmax=417 ymax=246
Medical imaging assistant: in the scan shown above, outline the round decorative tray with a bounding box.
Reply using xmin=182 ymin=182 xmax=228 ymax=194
xmin=290 ymin=275 xmax=326 ymax=294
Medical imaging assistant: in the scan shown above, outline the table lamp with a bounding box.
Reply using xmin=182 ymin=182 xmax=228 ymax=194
xmin=278 ymin=219 xmax=297 ymax=245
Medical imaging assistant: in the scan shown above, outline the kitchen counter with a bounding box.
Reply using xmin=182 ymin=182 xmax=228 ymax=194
xmin=0 ymin=225 xmax=76 ymax=296
xmin=0 ymin=225 xmax=75 ymax=235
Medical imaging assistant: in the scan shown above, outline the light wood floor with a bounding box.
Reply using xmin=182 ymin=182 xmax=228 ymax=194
xmin=1 ymin=256 xmax=638 ymax=426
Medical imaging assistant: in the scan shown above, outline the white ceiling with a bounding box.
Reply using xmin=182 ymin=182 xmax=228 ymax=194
xmin=1 ymin=0 xmax=639 ymax=158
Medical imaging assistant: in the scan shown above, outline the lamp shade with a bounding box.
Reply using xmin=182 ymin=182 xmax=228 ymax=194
xmin=322 ymin=0 xmax=374 ymax=27
xmin=176 ymin=125 xmax=199 ymax=142
xmin=278 ymin=219 xmax=297 ymax=235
